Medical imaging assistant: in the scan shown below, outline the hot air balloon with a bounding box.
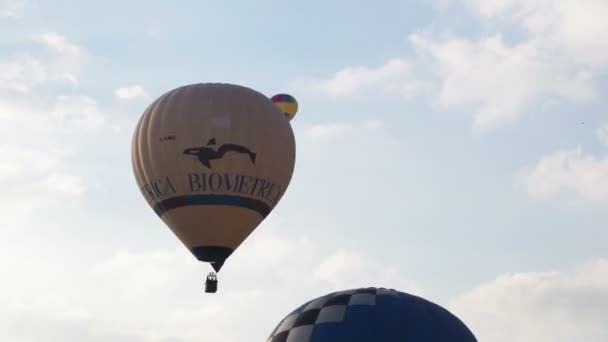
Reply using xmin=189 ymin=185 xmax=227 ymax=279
xmin=271 ymin=93 xmax=298 ymax=121
xmin=267 ymin=287 xmax=477 ymax=342
xmin=131 ymin=83 xmax=296 ymax=292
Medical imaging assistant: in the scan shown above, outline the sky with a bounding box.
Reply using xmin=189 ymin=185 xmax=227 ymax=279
xmin=1 ymin=0 xmax=607 ymax=341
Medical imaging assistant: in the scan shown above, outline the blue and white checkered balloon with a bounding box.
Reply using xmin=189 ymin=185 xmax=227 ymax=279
xmin=267 ymin=287 xmax=477 ymax=342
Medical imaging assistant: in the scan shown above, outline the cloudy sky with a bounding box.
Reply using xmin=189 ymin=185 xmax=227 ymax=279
xmin=1 ymin=0 xmax=607 ymax=341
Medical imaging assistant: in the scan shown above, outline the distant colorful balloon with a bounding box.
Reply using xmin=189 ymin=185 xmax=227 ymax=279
xmin=271 ymin=93 xmax=298 ymax=121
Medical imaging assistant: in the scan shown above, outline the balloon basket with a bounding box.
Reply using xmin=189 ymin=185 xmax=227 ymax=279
xmin=205 ymin=272 xmax=218 ymax=293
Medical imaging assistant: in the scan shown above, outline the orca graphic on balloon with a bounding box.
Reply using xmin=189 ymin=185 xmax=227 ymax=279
xmin=132 ymin=83 xmax=297 ymax=293
xmin=183 ymin=138 xmax=257 ymax=168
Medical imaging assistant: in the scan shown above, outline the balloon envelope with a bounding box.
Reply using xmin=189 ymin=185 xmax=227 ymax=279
xmin=267 ymin=287 xmax=477 ymax=342
xmin=132 ymin=83 xmax=296 ymax=272
xmin=271 ymin=93 xmax=298 ymax=120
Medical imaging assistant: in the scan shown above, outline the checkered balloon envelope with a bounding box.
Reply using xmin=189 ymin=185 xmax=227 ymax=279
xmin=267 ymin=287 xmax=477 ymax=342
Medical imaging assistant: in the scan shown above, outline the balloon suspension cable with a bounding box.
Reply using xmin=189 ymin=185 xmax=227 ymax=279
xmin=205 ymin=271 xmax=218 ymax=293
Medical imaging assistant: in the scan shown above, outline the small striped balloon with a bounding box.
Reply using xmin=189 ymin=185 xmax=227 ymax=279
xmin=271 ymin=93 xmax=298 ymax=121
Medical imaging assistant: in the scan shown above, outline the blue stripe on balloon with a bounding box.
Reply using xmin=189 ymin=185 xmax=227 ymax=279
xmin=153 ymin=194 xmax=271 ymax=217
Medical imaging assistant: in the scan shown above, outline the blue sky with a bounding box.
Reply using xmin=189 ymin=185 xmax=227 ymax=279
xmin=1 ymin=0 xmax=607 ymax=341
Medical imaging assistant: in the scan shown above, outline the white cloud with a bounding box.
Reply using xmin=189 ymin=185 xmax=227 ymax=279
xmin=0 ymin=244 xmax=148 ymax=342
xmin=35 ymin=32 xmax=86 ymax=87
xmin=0 ymin=0 xmax=27 ymax=18
xmin=301 ymin=1 xmax=607 ymax=132
xmin=0 ymin=54 xmax=46 ymax=92
xmin=52 ymin=95 xmax=106 ymax=129
xmin=292 ymin=118 xmax=405 ymax=207
xmin=0 ymin=92 xmax=107 ymax=132
xmin=315 ymin=58 xmax=410 ymax=96
xmin=465 ymin=0 xmax=608 ymax=67
xmin=0 ymin=225 xmax=421 ymax=342
xmin=417 ymin=0 xmax=608 ymax=132
xmin=38 ymin=32 xmax=83 ymax=58
xmin=598 ymin=122 xmax=608 ymax=147
xmin=313 ymin=250 xmax=369 ymax=285
xmin=305 ymin=119 xmax=384 ymax=139
xmin=450 ymin=259 xmax=608 ymax=342
xmin=39 ymin=173 xmax=85 ymax=198
xmin=410 ymin=32 xmax=596 ymax=132
xmin=0 ymin=32 xmax=116 ymax=226
xmin=0 ymin=33 xmax=108 ymax=132
xmin=115 ymin=85 xmax=149 ymax=100
xmin=426 ymin=0 xmax=454 ymax=10
xmin=0 ymin=145 xmax=85 ymax=223
xmin=454 ymin=0 xmax=608 ymax=131
xmin=519 ymin=146 xmax=608 ymax=203
xmin=0 ymin=32 xmax=86 ymax=92
xmin=312 ymin=250 xmax=420 ymax=292
xmin=293 ymin=58 xmax=422 ymax=98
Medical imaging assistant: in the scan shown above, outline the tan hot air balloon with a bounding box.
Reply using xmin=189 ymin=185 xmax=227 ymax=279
xmin=131 ymin=83 xmax=296 ymax=291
